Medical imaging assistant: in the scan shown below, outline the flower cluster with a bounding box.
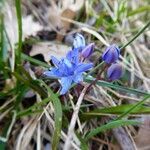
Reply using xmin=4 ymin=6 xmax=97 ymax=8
xmin=102 ymin=44 xmax=123 ymax=81
xmin=44 ymin=33 xmax=123 ymax=95
xmin=44 ymin=33 xmax=94 ymax=95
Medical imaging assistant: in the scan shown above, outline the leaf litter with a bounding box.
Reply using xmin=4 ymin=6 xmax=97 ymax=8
xmin=0 ymin=0 xmax=150 ymax=150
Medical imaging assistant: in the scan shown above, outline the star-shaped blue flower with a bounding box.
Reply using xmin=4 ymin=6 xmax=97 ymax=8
xmin=44 ymin=49 xmax=93 ymax=95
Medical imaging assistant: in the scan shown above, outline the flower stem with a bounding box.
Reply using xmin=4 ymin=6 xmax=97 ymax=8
xmin=86 ymin=61 xmax=105 ymax=76
xmin=88 ymin=21 xmax=150 ymax=78
xmin=86 ymin=64 xmax=108 ymax=91
xmin=120 ymin=20 xmax=150 ymax=50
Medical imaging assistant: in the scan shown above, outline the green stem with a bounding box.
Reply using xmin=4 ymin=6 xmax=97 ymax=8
xmin=15 ymin=0 xmax=22 ymax=64
xmin=120 ymin=20 xmax=150 ymax=50
xmin=86 ymin=61 xmax=105 ymax=76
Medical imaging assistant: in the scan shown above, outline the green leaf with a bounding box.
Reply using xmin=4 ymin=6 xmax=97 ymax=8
xmin=38 ymin=80 xmax=62 ymax=150
xmin=15 ymin=0 xmax=22 ymax=64
xmin=128 ymin=6 xmax=150 ymax=17
xmin=75 ymin=132 xmax=88 ymax=150
xmin=116 ymin=94 xmax=150 ymax=120
xmin=21 ymin=53 xmax=50 ymax=68
xmin=14 ymin=85 xmax=29 ymax=110
xmin=82 ymin=104 xmax=150 ymax=120
xmin=51 ymin=94 xmax=62 ymax=150
xmin=0 ymin=141 xmax=5 ymax=150
xmin=17 ymin=97 xmax=51 ymax=118
xmin=10 ymin=67 xmax=47 ymax=97
xmin=85 ymin=119 xmax=139 ymax=141
xmin=82 ymin=95 xmax=150 ymax=121
xmin=17 ymin=79 xmax=62 ymax=150
xmin=84 ymin=76 xmax=150 ymax=95
xmin=84 ymin=95 xmax=150 ymax=141
xmin=0 ymin=14 xmax=7 ymax=63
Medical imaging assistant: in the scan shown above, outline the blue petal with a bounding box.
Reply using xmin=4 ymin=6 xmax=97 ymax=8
xmin=66 ymin=50 xmax=73 ymax=61
xmin=73 ymin=73 xmax=83 ymax=83
xmin=81 ymin=43 xmax=94 ymax=58
xmin=63 ymin=58 xmax=72 ymax=68
xmin=73 ymin=33 xmax=85 ymax=51
xmin=57 ymin=59 xmax=71 ymax=76
xmin=102 ymin=45 xmax=120 ymax=64
xmin=103 ymin=49 xmax=119 ymax=64
xmin=43 ymin=68 xmax=62 ymax=78
xmin=107 ymin=63 xmax=123 ymax=80
xmin=51 ymin=56 xmax=60 ymax=67
xmin=75 ymin=63 xmax=93 ymax=73
xmin=60 ymin=76 xmax=73 ymax=95
xmin=66 ymin=48 xmax=79 ymax=64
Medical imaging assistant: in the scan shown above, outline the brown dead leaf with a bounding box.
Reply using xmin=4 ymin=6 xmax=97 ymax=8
xmin=29 ymin=42 xmax=71 ymax=63
xmin=56 ymin=8 xmax=76 ymax=41
xmin=47 ymin=1 xmax=84 ymax=41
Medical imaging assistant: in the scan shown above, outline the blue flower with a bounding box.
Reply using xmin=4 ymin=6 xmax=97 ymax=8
xmin=102 ymin=44 xmax=120 ymax=64
xmin=44 ymin=49 xmax=93 ymax=95
xmin=73 ymin=33 xmax=86 ymax=52
xmin=107 ymin=63 xmax=123 ymax=81
xmin=81 ymin=43 xmax=95 ymax=59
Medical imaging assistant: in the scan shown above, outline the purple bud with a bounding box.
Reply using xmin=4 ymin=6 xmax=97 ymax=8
xmin=102 ymin=44 xmax=120 ymax=64
xmin=73 ymin=33 xmax=85 ymax=51
xmin=107 ymin=63 xmax=123 ymax=81
xmin=81 ymin=43 xmax=95 ymax=58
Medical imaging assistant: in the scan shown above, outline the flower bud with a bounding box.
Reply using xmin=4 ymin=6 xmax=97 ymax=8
xmin=107 ymin=63 xmax=123 ymax=81
xmin=81 ymin=43 xmax=95 ymax=58
xmin=73 ymin=33 xmax=85 ymax=51
xmin=102 ymin=44 xmax=120 ymax=64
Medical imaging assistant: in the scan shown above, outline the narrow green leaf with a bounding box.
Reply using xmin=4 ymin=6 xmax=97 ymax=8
xmin=128 ymin=6 xmax=150 ymax=17
xmin=51 ymin=94 xmax=62 ymax=150
xmin=14 ymin=85 xmax=29 ymax=110
xmin=116 ymin=94 xmax=150 ymax=120
xmin=10 ymin=68 xmax=47 ymax=97
xmin=0 ymin=141 xmax=5 ymax=150
xmin=85 ymin=120 xmax=139 ymax=141
xmin=21 ymin=53 xmax=50 ymax=68
xmin=120 ymin=20 xmax=150 ymax=50
xmin=76 ymin=132 xmax=88 ymax=150
xmin=17 ymin=97 xmax=51 ymax=118
xmin=15 ymin=0 xmax=22 ymax=64
xmin=0 ymin=14 xmax=7 ymax=62
xmin=38 ymin=80 xmax=62 ymax=150
xmin=82 ymin=104 xmax=150 ymax=120
xmin=85 ymin=76 xmax=150 ymax=95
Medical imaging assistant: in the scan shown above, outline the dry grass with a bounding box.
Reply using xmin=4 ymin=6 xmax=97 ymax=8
xmin=0 ymin=0 xmax=150 ymax=149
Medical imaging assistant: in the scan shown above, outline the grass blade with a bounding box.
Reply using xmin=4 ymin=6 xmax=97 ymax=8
xmin=82 ymin=104 xmax=150 ymax=120
xmin=116 ymin=94 xmax=150 ymax=120
xmin=21 ymin=53 xmax=50 ymax=68
xmin=38 ymin=80 xmax=62 ymax=150
xmin=85 ymin=76 xmax=149 ymax=95
xmin=85 ymin=120 xmax=139 ymax=141
xmin=15 ymin=0 xmax=22 ymax=64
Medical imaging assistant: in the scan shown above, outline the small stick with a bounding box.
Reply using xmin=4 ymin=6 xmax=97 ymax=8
xmin=64 ymin=85 xmax=88 ymax=150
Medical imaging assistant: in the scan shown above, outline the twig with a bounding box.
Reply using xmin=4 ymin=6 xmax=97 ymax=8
xmin=64 ymin=86 xmax=88 ymax=150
